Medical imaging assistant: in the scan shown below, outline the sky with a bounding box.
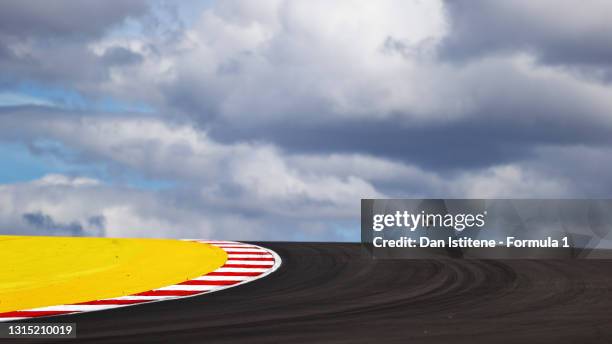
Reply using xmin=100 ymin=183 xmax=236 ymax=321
xmin=1 ymin=0 xmax=612 ymax=241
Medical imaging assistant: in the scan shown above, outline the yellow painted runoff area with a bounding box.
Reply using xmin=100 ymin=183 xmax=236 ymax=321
xmin=0 ymin=236 xmax=227 ymax=313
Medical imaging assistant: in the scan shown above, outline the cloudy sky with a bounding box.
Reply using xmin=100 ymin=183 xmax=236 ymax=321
xmin=1 ymin=0 xmax=612 ymax=241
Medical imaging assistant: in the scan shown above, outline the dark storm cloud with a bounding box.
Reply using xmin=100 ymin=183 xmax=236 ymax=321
xmin=208 ymin=110 xmax=612 ymax=171
xmin=0 ymin=0 xmax=148 ymax=38
xmin=0 ymin=41 xmax=107 ymax=85
xmin=22 ymin=211 xmax=105 ymax=236
xmin=0 ymin=42 xmax=147 ymax=89
xmin=190 ymin=45 xmax=612 ymax=172
xmin=101 ymin=46 xmax=144 ymax=66
xmin=440 ymin=1 xmax=612 ymax=70
xmin=0 ymin=0 xmax=149 ymax=90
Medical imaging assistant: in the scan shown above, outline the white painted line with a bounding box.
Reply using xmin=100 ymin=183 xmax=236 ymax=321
xmin=193 ymin=276 xmax=250 ymax=281
xmin=215 ymin=268 xmax=268 ymax=273
xmin=155 ymin=285 xmax=215 ymax=292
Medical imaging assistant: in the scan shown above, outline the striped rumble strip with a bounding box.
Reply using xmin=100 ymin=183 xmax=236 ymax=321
xmin=0 ymin=241 xmax=281 ymax=322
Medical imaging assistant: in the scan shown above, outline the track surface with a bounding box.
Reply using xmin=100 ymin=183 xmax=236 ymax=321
xmin=17 ymin=243 xmax=612 ymax=343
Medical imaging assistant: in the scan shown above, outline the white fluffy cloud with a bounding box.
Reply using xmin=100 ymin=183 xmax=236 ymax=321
xmin=0 ymin=174 xmax=221 ymax=238
xmin=92 ymin=0 xmax=455 ymax=121
xmin=1 ymin=112 xmax=382 ymax=206
xmin=83 ymin=0 xmax=612 ymax=130
xmin=0 ymin=110 xmax=579 ymax=239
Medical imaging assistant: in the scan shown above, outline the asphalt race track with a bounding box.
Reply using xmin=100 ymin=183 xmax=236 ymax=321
xmin=19 ymin=243 xmax=612 ymax=344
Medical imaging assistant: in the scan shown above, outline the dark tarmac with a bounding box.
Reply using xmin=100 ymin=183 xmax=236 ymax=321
xmin=15 ymin=242 xmax=612 ymax=343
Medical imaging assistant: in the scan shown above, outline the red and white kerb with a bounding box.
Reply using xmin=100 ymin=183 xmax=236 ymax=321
xmin=0 ymin=241 xmax=281 ymax=322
